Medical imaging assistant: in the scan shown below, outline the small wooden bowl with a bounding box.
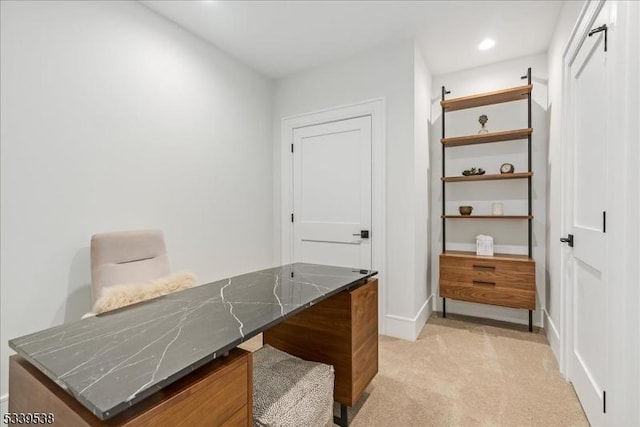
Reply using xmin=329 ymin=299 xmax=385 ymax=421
xmin=459 ymin=206 xmax=473 ymax=215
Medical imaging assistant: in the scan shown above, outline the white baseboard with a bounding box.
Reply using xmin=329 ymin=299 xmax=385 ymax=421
xmin=544 ymin=309 xmax=561 ymax=366
xmin=385 ymin=294 xmax=433 ymax=341
xmin=1 ymin=394 xmax=8 ymax=418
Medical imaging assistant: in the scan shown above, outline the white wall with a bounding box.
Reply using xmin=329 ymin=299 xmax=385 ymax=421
xmin=545 ymin=0 xmax=585 ymax=363
xmin=430 ymin=54 xmax=548 ymax=326
xmin=413 ymin=45 xmax=432 ymax=326
xmin=273 ymin=40 xmax=431 ymax=339
xmin=0 ymin=0 xmax=273 ymax=406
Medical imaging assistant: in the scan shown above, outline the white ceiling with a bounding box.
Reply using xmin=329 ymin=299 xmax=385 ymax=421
xmin=142 ymin=1 xmax=563 ymax=79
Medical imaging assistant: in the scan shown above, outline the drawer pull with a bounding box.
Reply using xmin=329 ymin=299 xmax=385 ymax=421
xmin=473 ymin=264 xmax=496 ymax=270
xmin=473 ymin=280 xmax=496 ymax=286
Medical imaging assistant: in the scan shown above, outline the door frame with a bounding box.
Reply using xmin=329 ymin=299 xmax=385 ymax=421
xmin=561 ymin=1 xmax=639 ymax=424
xmin=280 ymin=98 xmax=387 ymax=333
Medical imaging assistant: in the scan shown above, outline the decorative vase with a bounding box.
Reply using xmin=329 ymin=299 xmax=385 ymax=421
xmin=478 ymin=114 xmax=489 ymax=134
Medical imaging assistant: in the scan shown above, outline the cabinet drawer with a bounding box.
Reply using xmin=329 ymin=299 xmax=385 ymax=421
xmin=8 ymin=349 xmax=252 ymax=427
xmin=440 ymin=280 xmax=535 ymax=309
xmin=440 ymin=256 xmax=534 ymax=291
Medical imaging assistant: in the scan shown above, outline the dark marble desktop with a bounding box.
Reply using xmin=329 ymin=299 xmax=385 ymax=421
xmin=9 ymin=263 xmax=377 ymax=420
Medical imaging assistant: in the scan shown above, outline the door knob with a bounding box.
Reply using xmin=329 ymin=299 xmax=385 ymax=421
xmin=353 ymin=230 xmax=370 ymax=239
xmin=560 ymin=234 xmax=574 ymax=247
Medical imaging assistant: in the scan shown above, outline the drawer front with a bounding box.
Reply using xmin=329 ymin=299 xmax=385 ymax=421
xmin=9 ymin=349 xmax=252 ymax=427
xmin=440 ymin=256 xmax=535 ymax=291
xmin=440 ymin=280 xmax=535 ymax=309
xmin=128 ymin=350 xmax=250 ymax=427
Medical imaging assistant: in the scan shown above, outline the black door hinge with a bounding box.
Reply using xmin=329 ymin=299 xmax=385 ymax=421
xmin=291 ymin=144 xmax=294 ymax=153
xmin=603 ymin=390 xmax=606 ymax=413
xmin=291 ymin=213 xmax=294 ymax=222
xmin=588 ymin=24 xmax=608 ymax=52
xmin=603 ymin=211 xmax=606 ymax=233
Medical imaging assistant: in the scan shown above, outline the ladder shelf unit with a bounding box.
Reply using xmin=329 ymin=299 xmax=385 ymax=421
xmin=440 ymin=68 xmax=535 ymax=331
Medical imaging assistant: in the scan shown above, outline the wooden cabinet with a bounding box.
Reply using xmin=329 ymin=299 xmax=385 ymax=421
xmin=9 ymin=349 xmax=253 ymax=427
xmin=439 ymin=69 xmax=536 ymax=330
xmin=440 ymin=251 xmax=535 ymax=309
xmin=263 ymin=278 xmax=378 ymax=407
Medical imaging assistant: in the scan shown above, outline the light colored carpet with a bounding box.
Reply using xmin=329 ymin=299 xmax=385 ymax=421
xmin=240 ymin=313 xmax=589 ymax=427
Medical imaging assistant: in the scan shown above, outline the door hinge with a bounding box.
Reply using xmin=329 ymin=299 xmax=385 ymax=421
xmin=291 ymin=143 xmax=294 ymax=153
xmin=291 ymin=213 xmax=294 ymax=222
xmin=588 ymin=24 xmax=608 ymax=52
xmin=603 ymin=390 xmax=606 ymax=413
xmin=603 ymin=211 xmax=606 ymax=233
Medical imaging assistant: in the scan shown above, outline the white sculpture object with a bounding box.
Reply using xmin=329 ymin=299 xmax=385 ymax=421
xmin=476 ymin=234 xmax=494 ymax=256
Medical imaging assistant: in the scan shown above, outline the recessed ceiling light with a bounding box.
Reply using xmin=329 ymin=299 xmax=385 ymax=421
xmin=478 ymin=39 xmax=496 ymax=51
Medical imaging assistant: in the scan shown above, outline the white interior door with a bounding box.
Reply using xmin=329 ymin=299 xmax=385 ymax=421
xmin=565 ymin=4 xmax=610 ymax=425
xmin=292 ymin=116 xmax=372 ymax=269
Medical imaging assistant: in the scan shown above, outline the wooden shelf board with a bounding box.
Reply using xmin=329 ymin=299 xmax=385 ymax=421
xmin=441 ymin=250 xmax=533 ymax=262
xmin=441 ymin=215 xmax=533 ymax=219
xmin=441 ymin=84 xmax=532 ymax=111
xmin=441 ymin=128 xmax=532 ymax=147
xmin=442 ymin=172 xmax=533 ymax=182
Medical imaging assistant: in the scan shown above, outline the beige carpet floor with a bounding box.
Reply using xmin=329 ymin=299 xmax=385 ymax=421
xmin=240 ymin=313 xmax=589 ymax=427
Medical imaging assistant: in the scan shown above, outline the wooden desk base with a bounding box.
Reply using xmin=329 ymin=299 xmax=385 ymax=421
xmin=264 ymin=278 xmax=378 ymax=407
xmin=9 ymin=348 xmax=252 ymax=427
